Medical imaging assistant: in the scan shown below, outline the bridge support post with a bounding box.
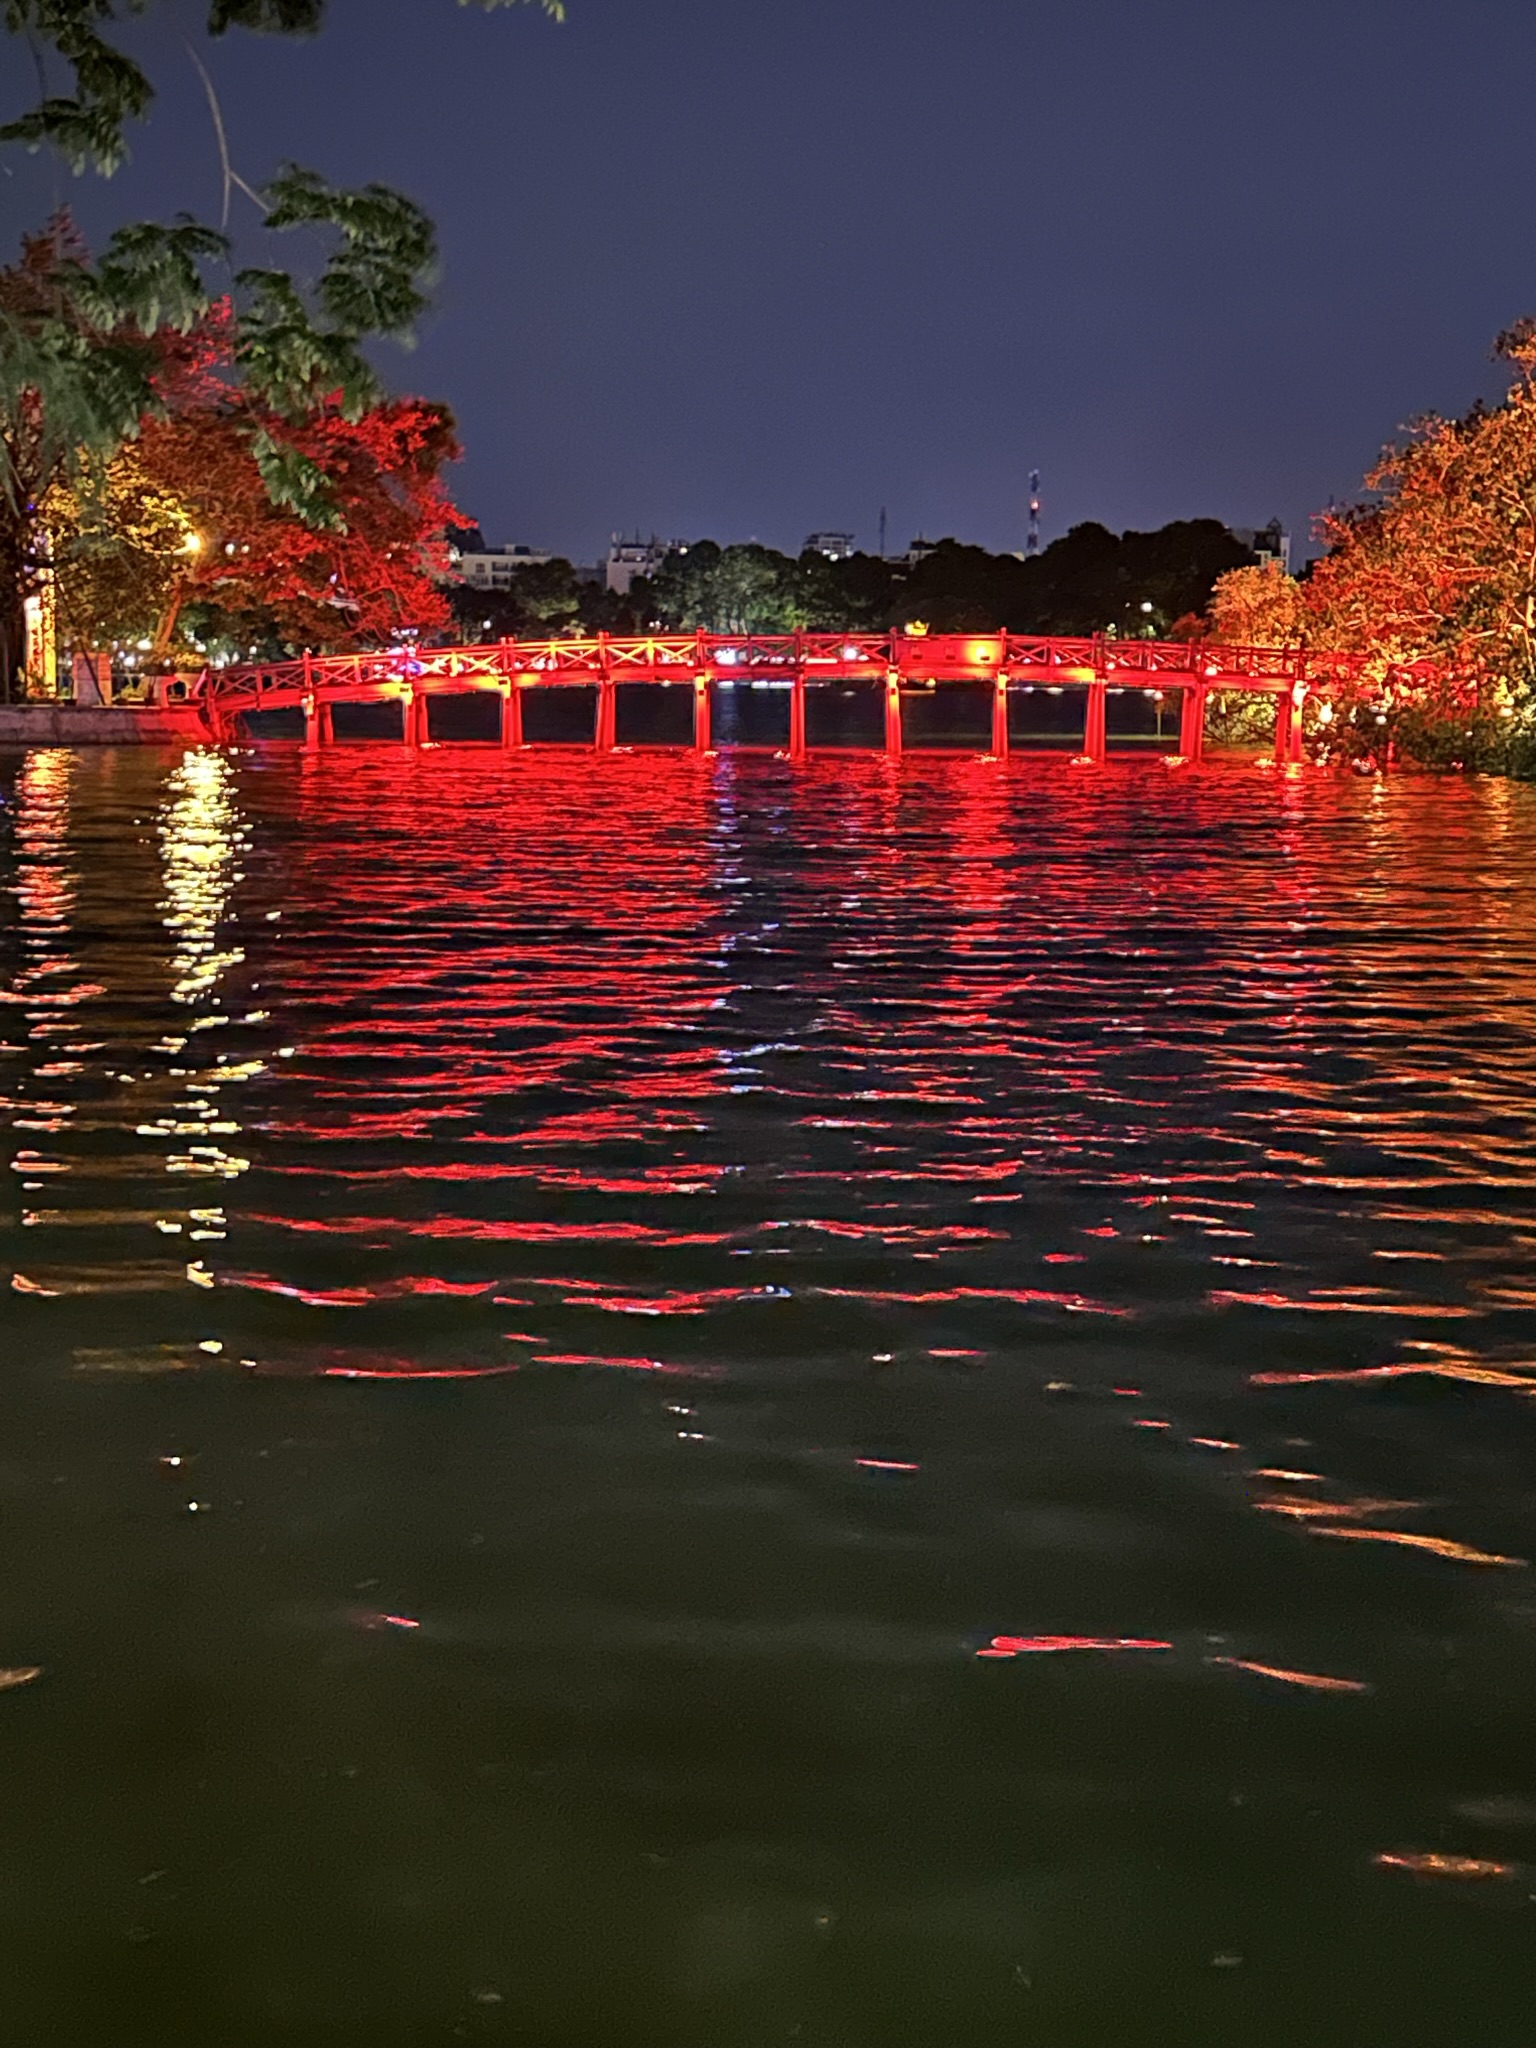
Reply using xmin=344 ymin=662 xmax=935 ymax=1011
xmin=302 ymin=693 xmax=322 ymax=750
xmin=1179 ymin=683 xmax=1206 ymax=762
xmin=694 ymin=674 xmax=712 ymax=753
xmin=1274 ymin=685 xmax=1304 ymax=765
xmin=500 ymin=684 xmax=523 ymax=749
xmin=1082 ymin=681 xmax=1107 ymax=764
xmin=991 ymin=676 xmax=1009 ymax=758
xmin=789 ymin=674 xmax=807 ymax=759
xmin=884 ymin=670 xmax=903 ymax=758
xmin=595 ymin=678 xmax=616 ymax=752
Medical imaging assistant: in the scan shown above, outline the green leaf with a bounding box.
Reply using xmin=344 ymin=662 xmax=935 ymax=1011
xmin=4 ymin=2 xmax=564 ymax=173
xmin=249 ymin=428 xmax=345 ymax=527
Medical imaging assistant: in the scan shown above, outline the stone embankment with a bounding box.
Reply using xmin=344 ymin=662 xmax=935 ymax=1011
xmin=0 ymin=705 xmax=212 ymax=745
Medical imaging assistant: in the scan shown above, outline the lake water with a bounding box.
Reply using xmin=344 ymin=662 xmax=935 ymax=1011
xmin=5 ymin=743 xmax=1536 ymax=2046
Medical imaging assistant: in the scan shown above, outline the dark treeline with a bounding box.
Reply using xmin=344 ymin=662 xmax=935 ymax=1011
xmin=446 ymin=519 xmax=1257 ymax=643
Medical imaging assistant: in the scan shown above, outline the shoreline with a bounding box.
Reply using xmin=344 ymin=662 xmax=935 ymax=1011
xmin=0 ymin=705 xmax=212 ymax=745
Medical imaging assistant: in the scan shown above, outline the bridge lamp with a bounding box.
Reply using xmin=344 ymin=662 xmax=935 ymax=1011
xmin=1317 ymin=703 xmax=1334 ymax=725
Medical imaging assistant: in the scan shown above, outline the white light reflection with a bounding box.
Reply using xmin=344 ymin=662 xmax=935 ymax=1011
xmin=151 ymin=750 xmax=255 ymax=1198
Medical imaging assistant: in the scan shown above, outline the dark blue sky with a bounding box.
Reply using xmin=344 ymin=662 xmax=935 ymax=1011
xmin=4 ymin=0 xmax=1529 ymax=561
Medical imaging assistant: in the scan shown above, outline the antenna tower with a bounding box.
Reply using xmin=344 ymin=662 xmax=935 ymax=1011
xmin=1026 ymin=470 xmax=1041 ymax=557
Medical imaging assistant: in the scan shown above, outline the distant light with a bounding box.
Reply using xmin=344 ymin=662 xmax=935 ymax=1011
xmin=1140 ymin=601 xmax=1153 ymax=614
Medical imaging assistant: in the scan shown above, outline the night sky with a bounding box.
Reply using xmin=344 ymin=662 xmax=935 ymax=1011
xmin=3 ymin=0 xmax=1529 ymax=563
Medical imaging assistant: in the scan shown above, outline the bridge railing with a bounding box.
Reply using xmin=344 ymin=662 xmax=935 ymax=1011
xmin=197 ymin=628 xmax=1434 ymax=763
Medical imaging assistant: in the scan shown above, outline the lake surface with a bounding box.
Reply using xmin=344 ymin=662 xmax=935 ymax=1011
xmin=5 ymin=743 xmax=1536 ymax=2046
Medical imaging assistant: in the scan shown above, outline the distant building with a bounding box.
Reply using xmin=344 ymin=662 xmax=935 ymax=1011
xmin=445 ymin=518 xmax=485 ymax=557
xmin=1230 ymin=520 xmax=1291 ymax=573
xmin=902 ymin=536 xmax=941 ymax=568
xmin=605 ymin=535 xmax=683 ymax=595
xmin=805 ymin=531 xmax=856 ymax=560
xmin=456 ymin=544 xmax=555 ymax=590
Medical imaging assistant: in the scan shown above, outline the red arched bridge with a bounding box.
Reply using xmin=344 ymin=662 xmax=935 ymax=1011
xmin=200 ymin=631 xmax=1414 ymax=762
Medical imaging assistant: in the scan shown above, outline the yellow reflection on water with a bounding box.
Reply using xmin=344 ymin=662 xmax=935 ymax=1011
xmin=160 ymin=749 xmax=245 ymax=1005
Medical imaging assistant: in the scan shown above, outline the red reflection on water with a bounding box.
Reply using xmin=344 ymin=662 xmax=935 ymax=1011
xmin=1208 ymin=1656 xmax=1370 ymax=1694
xmin=979 ymin=1635 xmax=1173 ymax=1658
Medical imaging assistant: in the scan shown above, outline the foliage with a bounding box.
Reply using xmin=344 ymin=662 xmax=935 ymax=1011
xmin=1 ymin=0 xmax=561 ymax=689
xmin=1301 ymin=332 xmax=1536 ymax=762
xmin=0 ymin=214 xmax=227 ymax=690
xmin=611 ymin=521 xmax=1257 ymax=639
xmin=643 ymin=542 xmax=808 ymax=634
xmin=1206 ymin=560 xmax=1308 ymax=649
xmin=3 ymin=0 xmax=563 ymax=173
xmin=47 ymin=437 xmax=191 ymax=653
xmin=446 ymin=565 xmax=634 ymax=642
xmin=1210 ymin=324 xmax=1536 ymax=772
xmin=47 ymin=323 xmax=461 ymax=661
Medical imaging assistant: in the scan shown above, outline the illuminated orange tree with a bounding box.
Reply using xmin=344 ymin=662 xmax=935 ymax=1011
xmin=1290 ymin=326 xmax=1536 ymax=768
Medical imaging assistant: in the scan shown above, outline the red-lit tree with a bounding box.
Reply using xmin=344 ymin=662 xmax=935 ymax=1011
xmin=135 ymin=376 xmax=459 ymax=656
xmin=48 ymin=301 xmax=460 ymax=663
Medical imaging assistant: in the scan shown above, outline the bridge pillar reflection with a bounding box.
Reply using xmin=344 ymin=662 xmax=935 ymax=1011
xmin=1082 ymin=680 xmax=1107 ymax=764
xmin=884 ymin=670 xmax=903 ymax=757
xmin=789 ymin=674 xmax=807 ymax=759
xmin=1179 ymin=683 xmax=1206 ymax=763
xmin=404 ymin=689 xmax=427 ymax=748
xmin=595 ymin=678 xmax=616 ymax=751
xmin=500 ymin=683 xmax=523 ymax=749
xmin=991 ymin=676 xmax=1009 ymax=758
xmin=694 ymin=674 xmax=712 ymax=753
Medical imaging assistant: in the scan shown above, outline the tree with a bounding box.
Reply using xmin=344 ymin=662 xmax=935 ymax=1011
xmin=47 ymin=438 xmax=194 ymax=660
xmin=1258 ymin=324 xmax=1536 ymax=769
xmin=0 ymin=214 xmax=219 ymax=693
xmin=48 ymin=339 xmax=461 ymax=662
xmin=1207 ymin=560 xmax=1308 ymax=647
xmin=642 ymin=543 xmax=807 ymax=633
xmin=898 ymin=540 xmax=1031 ymax=632
xmin=444 ymin=563 xmax=637 ymax=643
xmin=2 ymin=2 xmax=562 ymax=690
